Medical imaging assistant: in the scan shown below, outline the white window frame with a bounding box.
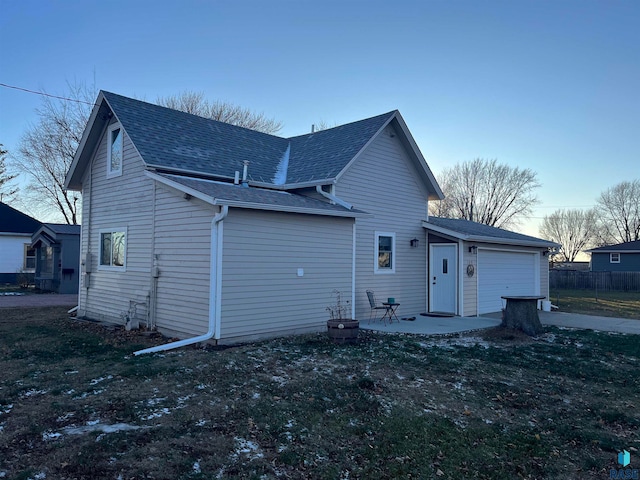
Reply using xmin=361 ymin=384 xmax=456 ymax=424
xmin=24 ymin=244 xmax=36 ymax=271
xmin=374 ymin=231 xmax=396 ymax=274
xmin=106 ymin=123 xmax=123 ymax=178
xmin=98 ymin=227 xmax=127 ymax=271
xmin=610 ymin=252 xmax=620 ymax=264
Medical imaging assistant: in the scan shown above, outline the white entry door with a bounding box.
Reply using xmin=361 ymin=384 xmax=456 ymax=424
xmin=430 ymin=244 xmax=457 ymax=314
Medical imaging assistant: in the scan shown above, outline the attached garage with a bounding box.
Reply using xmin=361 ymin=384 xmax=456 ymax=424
xmin=423 ymin=217 xmax=560 ymax=318
xmin=477 ymin=249 xmax=540 ymax=314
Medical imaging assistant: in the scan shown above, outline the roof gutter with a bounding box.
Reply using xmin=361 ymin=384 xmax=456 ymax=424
xmin=133 ymin=205 xmax=229 ymax=355
xmin=315 ymin=185 xmax=353 ymax=210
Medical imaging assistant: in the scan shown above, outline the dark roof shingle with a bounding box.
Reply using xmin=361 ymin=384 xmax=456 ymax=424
xmin=0 ymin=203 xmax=41 ymax=234
xmin=102 ymin=91 xmax=394 ymax=186
xmin=426 ymin=216 xmax=557 ymax=246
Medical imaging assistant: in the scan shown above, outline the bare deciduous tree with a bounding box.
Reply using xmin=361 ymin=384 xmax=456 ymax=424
xmin=11 ymin=82 xmax=96 ymax=224
xmin=0 ymin=144 xmax=19 ymax=203
xmin=157 ymin=91 xmax=283 ymax=134
xmin=429 ymin=158 xmax=540 ymax=229
xmin=595 ymin=180 xmax=640 ymax=243
xmin=539 ymin=209 xmax=598 ymax=262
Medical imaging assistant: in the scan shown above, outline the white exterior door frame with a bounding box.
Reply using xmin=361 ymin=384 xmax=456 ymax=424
xmin=429 ymin=243 xmax=458 ymax=314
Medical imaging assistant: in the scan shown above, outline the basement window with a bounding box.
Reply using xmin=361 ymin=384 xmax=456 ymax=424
xmin=107 ymin=123 xmax=123 ymax=178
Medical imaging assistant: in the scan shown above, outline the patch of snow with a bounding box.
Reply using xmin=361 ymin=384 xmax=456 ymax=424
xmin=146 ymin=397 xmax=167 ymax=406
xmin=1 ymin=404 xmax=13 ymax=414
xmin=42 ymin=431 xmax=63 ymax=441
xmin=196 ymin=419 xmax=207 ymax=427
xmin=272 ymin=143 xmax=290 ymax=185
xmin=89 ymin=375 xmax=112 ymax=386
xmin=142 ymin=408 xmax=171 ymax=420
xmin=64 ymin=370 xmax=79 ymax=375
xmin=233 ymin=437 xmax=264 ymax=460
xmin=1 ymin=292 xmax=24 ymax=296
xmin=22 ymin=389 xmax=47 ymax=398
xmin=252 ymin=392 xmax=261 ymax=399
xmin=0 ymin=471 xmax=6 ymax=477
xmin=271 ymin=375 xmax=288 ymax=386
xmin=193 ymin=461 xmax=201 ymax=474
xmin=56 ymin=413 xmax=75 ymax=422
xmin=62 ymin=422 xmax=142 ymax=435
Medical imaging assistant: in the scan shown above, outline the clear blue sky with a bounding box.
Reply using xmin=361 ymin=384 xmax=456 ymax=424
xmin=1 ymin=0 xmax=638 ymax=236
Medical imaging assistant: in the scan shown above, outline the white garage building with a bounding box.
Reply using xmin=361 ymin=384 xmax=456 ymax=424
xmin=423 ymin=217 xmax=559 ymax=317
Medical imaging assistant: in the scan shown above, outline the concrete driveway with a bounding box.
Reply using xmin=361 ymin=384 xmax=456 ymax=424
xmin=0 ymin=293 xmax=78 ymax=308
xmin=361 ymin=310 xmax=640 ymax=336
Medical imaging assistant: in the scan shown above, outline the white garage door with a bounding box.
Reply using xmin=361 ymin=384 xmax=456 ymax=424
xmin=477 ymin=250 xmax=539 ymax=314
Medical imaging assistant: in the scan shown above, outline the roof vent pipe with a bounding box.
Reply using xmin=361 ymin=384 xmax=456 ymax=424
xmin=311 ymin=124 xmax=316 ymax=133
xmin=234 ymin=171 xmax=240 ymax=185
xmin=242 ymin=161 xmax=249 ymax=187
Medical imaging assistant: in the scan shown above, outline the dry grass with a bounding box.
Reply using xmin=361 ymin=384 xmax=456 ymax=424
xmin=1 ymin=307 xmax=639 ymax=479
xmin=550 ymin=289 xmax=640 ymax=319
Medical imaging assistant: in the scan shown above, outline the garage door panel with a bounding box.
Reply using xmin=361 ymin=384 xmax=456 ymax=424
xmin=478 ymin=250 xmax=538 ymax=314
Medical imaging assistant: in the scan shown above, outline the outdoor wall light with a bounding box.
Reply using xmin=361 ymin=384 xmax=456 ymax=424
xmin=468 ymin=245 xmax=478 ymax=254
xmin=410 ymin=238 xmax=419 ymax=248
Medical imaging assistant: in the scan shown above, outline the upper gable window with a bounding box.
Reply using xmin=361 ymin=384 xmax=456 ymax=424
xmin=107 ymin=124 xmax=123 ymax=178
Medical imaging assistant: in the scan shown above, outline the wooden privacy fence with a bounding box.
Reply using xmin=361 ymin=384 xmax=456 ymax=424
xmin=550 ymin=270 xmax=640 ymax=292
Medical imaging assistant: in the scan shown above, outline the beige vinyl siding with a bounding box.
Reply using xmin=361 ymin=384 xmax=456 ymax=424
xmin=539 ymin=252 xmax=550 ymax=300
xmin=79 ymin=121 xmax=153 ymax=325
xmin=153 ymin=184 xmax=212 ymax=337
xmin=220 ymin=209 xmax=353 ymax=342
xmin=336 ymin=124 xmax=429 ymax=318
xmin=462 ymin=245 xmax=478 ymax=317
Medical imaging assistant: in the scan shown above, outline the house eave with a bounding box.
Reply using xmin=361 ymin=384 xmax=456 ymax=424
xmin=146 ymin=172 xmax=366 ymax=218
xmin=422 ymin=221 xmax=560 ymax=249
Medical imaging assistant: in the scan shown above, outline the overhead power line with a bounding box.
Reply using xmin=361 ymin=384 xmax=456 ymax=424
xmin=0 ymin=82 xmax=98 ymax=106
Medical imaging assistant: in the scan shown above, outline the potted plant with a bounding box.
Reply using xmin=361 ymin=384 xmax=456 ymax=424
xmin=326 ymin=289 xmax=359 ymax=344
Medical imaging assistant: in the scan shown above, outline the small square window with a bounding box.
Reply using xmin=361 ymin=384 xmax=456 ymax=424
xmin=610 ymin=253 xmax=620 ymax=263
xmin=107 ymin=124 xmax=123 ymax=178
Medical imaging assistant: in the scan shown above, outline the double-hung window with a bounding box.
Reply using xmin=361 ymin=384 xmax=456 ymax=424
xmin=610 ymin=253 xmax=620 ymax=264
xmin=99 ymin=229 xmax=127 ymax=270
xmin=375 ymin=232 xmax=396 ymax=274
xmin=24 ymin=245 xmax=36 ymax=271
xmin=107 ymin=123 xmax=123 ymax=178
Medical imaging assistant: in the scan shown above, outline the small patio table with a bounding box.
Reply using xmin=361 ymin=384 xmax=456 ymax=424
xmin=381 ymin=303 xmax=400 ymax=324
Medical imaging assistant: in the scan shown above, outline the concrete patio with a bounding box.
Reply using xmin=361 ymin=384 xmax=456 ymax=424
xmin=361 ymin=310 xmax=640 ymax=336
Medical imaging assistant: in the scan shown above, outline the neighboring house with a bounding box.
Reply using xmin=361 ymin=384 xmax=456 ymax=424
xmin=31 ymin=224 xmax=81 ymax=294
xmin=585 ymin=240 xmax=640 ymax=272
xmin=65 ymin=91 xmax=556 ymax=345
xmin=422 ymin=217 xmax=558 ymax=316
xmin=0 ymin=202 xmax=41 ymax=284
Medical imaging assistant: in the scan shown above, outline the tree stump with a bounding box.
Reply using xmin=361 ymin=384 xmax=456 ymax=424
xmin=501 ymin=296 xmax=544 ymax=336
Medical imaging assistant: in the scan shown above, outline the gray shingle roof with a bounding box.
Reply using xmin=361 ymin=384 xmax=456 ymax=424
xmin=286 ymin=112 xmax=395 ymax=184
xmin=0 ymin=203 xmax=41 ymax=234
xmin=102 ymin=91 xmax=394 ymax=186
xmin=156 ymin=174 xmax=365 ymax=217
xmin=44 ymin=224 xmax=81 ymax=235
xmin=586 ymin=240 xmax=640 ymax=252
xmin=425 ymin=216 xmax=558 ymax=247
xmin=102 ymin=92 xmax=289 ymax=183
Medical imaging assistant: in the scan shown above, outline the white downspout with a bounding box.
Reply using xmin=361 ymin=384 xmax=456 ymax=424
xmin=134 ymin=205 xmax=229 ymax=356
xmin=315 ymin=185 xmax=353 ymax=210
